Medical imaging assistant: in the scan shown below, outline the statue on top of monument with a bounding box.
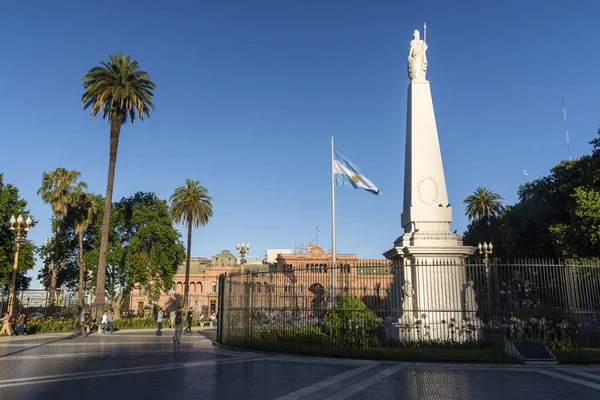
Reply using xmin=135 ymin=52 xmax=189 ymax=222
xmin=407 ymin=29 xmax=428 ymax=81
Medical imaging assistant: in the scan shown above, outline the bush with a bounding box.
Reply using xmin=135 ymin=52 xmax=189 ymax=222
xmin=259 ymin=323 xmax=329 ymax=346
xmin=113 ymin=317 xmax=158 ymax=330
xmin=323 ymin=296 xmax=384 ymax=348
xmin=26 ymin=316 xmax=78 ymax=334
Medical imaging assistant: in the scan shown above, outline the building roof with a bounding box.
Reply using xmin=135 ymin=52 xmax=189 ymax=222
xmin=210 ymin=250 xmax=238 ymax=267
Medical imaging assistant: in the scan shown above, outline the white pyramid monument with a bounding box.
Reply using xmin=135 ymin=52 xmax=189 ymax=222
xmin=384 ymin=28 xmax=477 ymax=341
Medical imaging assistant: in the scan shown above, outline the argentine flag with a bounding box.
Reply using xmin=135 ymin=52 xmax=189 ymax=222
xmin=334 ymin=151 xmax=381 ymax=195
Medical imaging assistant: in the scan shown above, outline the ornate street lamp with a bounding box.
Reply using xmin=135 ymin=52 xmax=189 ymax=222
xmin=8 ymin=215 xmax=32 ymax=317
xmin=478 ymin=242 xmax=493 ymax=261
xmin=236 ymin=242 xmax=250 ymax=272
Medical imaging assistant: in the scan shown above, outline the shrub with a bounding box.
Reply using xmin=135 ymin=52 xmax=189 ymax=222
xmin=259 ymin=323 xmax=329 ymax=346
xmin=323 ymin=296 xmax=384 ymax=348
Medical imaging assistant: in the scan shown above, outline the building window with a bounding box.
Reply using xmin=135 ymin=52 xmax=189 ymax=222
xmin=298 ymin=284 xmax=303 ymax=293
xmin=256 ymin=283 xmax=261 ymax=293
xmin=191 ymin=282 xmax=196 ymax=293
xmin=306 ymin=264 xmax=309 ymax=271
xmin=284 ymin=282 xmax=290 ymax=293
xmin=198 ymin=282 xmax=203 ymax=293
xmin=176 ymin=282 xmax=183 ymax=293
xmin=343 ymin=281 xmax=349 ymax=293
xmin=211 ymin=282 xmax=217 ymax=293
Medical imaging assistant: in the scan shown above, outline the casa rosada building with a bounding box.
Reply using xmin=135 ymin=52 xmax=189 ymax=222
xmin=129 ymin=245 xmax=393 ymax=315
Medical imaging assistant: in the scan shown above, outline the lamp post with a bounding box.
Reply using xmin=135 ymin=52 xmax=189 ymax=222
xmin=236 ymin=242 xmax=250 ymax=272
xmin=478 ymin=241 xmax=494 ymax=312
xmin=8 ymin=214 xmax=32 ymax=317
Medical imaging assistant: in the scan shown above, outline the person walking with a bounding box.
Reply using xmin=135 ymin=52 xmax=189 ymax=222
xmin=156 ymin=307 xmax=164 ymax=336
xmin=173 ymin=306 xmax=184 ymax=343
xmin=185 ymin=307 xmax=193 ymax=333
xmin=106 ymin=309 xmax=114 ymax=334
xmin=0 ymin=313 xmax=13 ymax=336
xmin=77 ymin=306 xmax=86 ymax=337
xmin=169 ymin=310 xmax=176 ymax=329
xmin=101 ymin=310 xmax=108 ymax=333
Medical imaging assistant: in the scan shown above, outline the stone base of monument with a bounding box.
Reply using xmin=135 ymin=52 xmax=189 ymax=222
xmin=385 ymin=313 xmax=484 ymax=343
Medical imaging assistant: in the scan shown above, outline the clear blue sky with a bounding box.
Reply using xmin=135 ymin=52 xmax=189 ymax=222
xmin=1 ymin=1 xmax=599 ymax=287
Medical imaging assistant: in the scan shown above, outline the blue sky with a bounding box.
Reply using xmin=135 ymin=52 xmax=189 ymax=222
xmin=1 ymin=1 xmax=599 ymax=286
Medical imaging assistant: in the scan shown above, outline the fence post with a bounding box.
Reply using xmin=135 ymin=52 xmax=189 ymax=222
xmin=216 ymin=273 xmax=226 ymax=343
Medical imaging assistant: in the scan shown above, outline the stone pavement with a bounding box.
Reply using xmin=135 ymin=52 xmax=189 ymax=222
xmin=0 ymin=328 xmax=599 ymax=399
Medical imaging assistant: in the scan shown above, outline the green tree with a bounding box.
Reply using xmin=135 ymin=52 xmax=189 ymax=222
xmin=82 ymin=52 xmax=155 ymax=320
xmin=107 ymin=192 xmax=185 ymax=318
xmin=0 ymin=174 xmax=36 ymax=292
xmin=463 ymin=187 xmax=504 ymax=221
xmin=169 ymin=179 xmax=213 ymax=309
xmin=549 ymin=187 xmax=600 ymax=259
xmin=465 ymin=128 xmax=600 ymax=260
xmin=71 ymin=192 xmax=99 ymax=308
xmin=37 ymin=168 xmax=86 ymax=305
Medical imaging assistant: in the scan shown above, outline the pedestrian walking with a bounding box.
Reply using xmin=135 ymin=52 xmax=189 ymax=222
xmin=173 ymin=306 xmax=184 ymax=343
xmin=185 ymin=307 xmax=193 ymax=333
xmin=169 ymin=310 xmax=176 ymax=329
xmin=209 ymin=312 xmax=216 ymax=328
xmin=106 ymin=309 xmax=114 ymax=333
xmin=77 ymin=306 xmax=86 ymax=337
xmin=0 ymin=313 xmax=13 ymax=336
xmin=101 ymin=311 xmax=107 ymax=333
xmin=156 ymin=307 xmax=164 ymax=336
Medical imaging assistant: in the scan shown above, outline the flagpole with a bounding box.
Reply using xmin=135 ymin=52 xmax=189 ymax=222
xmin=331 ymin=135 xmax=337 ymax=305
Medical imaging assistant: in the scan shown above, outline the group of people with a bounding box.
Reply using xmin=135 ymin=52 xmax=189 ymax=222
xmin=156 ymin=306 xmax=216 ymax=343
xmin=75 ymin=306 xmax=114 ymax=337
xmin=0 ymin=312 xmax=28 ymax=336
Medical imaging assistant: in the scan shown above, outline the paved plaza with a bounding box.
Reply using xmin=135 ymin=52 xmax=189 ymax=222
xmin=0 ymin=329 xmax=599 ymax=399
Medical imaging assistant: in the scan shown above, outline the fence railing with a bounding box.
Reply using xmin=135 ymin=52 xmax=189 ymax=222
xmin=0 ymin=289 xmax=80 ymax=318
xmin=217 ymin=259 xmax=600 ymax=362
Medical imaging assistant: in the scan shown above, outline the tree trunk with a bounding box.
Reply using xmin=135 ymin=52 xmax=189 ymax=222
xmin=93 ymin=117 xmax=121 ymax=321
xmin=111 ymin=292 xmax=125 ymax=321
xmin=78 ymin=232 xmax=85 ymax=309
xmin=48 ymin=226 xmax=60 ymax=307
xmin=183 ymin=218 xmax=192 ymax=309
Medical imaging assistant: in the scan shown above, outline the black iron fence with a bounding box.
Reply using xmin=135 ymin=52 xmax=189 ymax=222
xmin=0 ymin=289 xmax=80 ymax=318
xmin=217 ymin=259 xmax=600 ymax=362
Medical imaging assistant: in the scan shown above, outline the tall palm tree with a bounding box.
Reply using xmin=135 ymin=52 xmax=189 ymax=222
xmin=38 ymin=168 xmax=87 ymax=306
xmin=169 ymin=179 xmax=214 ymax=309
xmin=82 ymin=52 xmax=155 ymax=320
xmin=463 ymin=186 xmax=505 ymax=221
xmin=71 ymin=192 xmax=98 ymax=309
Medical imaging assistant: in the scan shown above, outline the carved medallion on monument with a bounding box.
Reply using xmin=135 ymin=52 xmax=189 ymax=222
xmin=416 ymin=176 xmax=439 ymax=206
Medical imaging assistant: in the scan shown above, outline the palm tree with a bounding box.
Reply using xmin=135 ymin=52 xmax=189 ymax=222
xmin=71 ymin=192 xmax=98 ymax=309
xmin=463 ymin=186 xmax=505 ymax=221
xmin=82 ymin=52 xmax=155 ymax=320
xmin=38 ymin=168 xmax=87 ymax=306
xmin=169 ymin=179 xmax=214 ymax=309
